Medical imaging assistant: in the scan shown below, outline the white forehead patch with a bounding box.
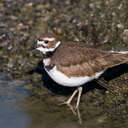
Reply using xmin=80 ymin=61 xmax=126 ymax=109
xmin=43 ymin=37 xmax=55 ymax=41
xmin=37 ymin=40 xmax=47 ymax=46
xmin=37 ymin=40 xmax=43 ymax=45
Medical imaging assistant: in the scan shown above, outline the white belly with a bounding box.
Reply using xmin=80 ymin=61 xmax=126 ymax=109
xmin=44 ymin=66 xmax=105 ymax=87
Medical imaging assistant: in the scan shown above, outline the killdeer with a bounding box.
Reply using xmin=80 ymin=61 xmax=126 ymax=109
xmin=36 ymin=33 xmax=128 ymax=110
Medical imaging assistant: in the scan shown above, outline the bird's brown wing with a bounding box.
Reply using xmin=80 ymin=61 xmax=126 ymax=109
xmin=51 ymin=43 xmax=128 ymax=77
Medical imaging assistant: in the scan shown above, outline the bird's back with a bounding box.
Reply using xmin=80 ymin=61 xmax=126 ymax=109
xmin=51 ymin=42 xmax=128 ymax=77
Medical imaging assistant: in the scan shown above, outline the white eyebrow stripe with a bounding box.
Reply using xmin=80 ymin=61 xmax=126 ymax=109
xmin=43 ymin=38 xmax=55 ymax=41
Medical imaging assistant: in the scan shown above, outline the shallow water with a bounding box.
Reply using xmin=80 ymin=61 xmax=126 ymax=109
xmin=0 ymin=74 xmax=128 ymax=128
xmin=0 ymin=75 xmax=30 ymax=128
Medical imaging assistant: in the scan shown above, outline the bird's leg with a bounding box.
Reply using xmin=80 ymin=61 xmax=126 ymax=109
xmin=75 ymin=87 xmax=83 ymax=124
xmin=59 ymin=88 xmax=79 ymax=115
xmin=75 ymin=87 xmax=83 ymax=109
xmin=61 ymin=89 xmax=79 ymax=105
xmin=60 ymin=87 xmax=83 ymax=116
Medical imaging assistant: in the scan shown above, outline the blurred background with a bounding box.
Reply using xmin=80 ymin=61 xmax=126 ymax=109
xmin=0 ymin=0 xmax=128 ymax=128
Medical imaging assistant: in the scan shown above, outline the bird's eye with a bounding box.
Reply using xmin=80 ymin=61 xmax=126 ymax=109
xmin=44 ymin=40 xmax=49 ymax=44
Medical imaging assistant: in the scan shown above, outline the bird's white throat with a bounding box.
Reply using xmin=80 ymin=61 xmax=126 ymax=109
xmin=43 ymin=58 xmax=51 ymax=66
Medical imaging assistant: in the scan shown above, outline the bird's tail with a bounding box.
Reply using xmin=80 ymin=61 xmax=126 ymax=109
xmin=111 ymin=51 xmax=128 ymax=66
xmin=110 ymin=50 xmax=128 ymax=54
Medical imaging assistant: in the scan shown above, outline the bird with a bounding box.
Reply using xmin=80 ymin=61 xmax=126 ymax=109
xmin=36 ymin=33 xmax=128 ymax=111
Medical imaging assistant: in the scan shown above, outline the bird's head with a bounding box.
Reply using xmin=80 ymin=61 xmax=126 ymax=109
xmin=36 ymin=34 xmax=61 ymax=54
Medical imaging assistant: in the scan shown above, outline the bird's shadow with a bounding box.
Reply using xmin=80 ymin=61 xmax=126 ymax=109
xmin=28 ymin=61 xmax=128 ymax=96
